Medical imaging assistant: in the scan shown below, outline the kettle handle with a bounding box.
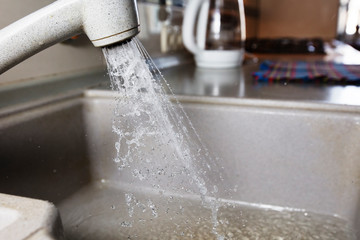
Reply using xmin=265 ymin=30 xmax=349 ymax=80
xmin=182 ymin=0 xmax=207 ymax=54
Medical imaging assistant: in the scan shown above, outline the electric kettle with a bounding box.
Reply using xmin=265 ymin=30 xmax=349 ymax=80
xmin=182 ymin=0 xmax=246 ymax=68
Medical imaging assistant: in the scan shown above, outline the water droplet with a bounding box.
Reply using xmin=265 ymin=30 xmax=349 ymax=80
xmin=120 ymin=221 xmax=133 ymax=228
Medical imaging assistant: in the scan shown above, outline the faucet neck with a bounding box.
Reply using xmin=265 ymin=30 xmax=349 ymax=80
xmin=0 ymin=0 xmax=140 ymax=74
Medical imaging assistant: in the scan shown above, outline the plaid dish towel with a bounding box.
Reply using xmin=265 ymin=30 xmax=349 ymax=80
xmin=253 ymin=60 xmax=360 ymax=84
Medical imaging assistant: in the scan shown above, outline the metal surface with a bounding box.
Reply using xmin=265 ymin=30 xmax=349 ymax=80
xmin=162 ymin=63 xmax=360 ymax=106
xmin=0 ymin=0 xmax=140 ymax=73
xmin=1 ymin=56 xmax=360 ymax=114
xmin=0 ymin=90 xmax=359 ymax=238
xmin=2 ymin=60 xmax=360 ymax=115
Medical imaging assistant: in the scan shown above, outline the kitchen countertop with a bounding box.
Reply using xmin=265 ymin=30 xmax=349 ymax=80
xmin=1 ymin=41 xmax=360 ymax=113
xmin=162 ymin=62 xmax=360 ymax=106
xmin=161 ymin=41 xmax=360 ymax=106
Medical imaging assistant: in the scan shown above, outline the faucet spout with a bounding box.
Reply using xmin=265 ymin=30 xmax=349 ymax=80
xmin=0 ymin=0 xmax=140 ymax=74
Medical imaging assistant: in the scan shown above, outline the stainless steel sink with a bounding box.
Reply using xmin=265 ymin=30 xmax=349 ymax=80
xmin=1 ymin=89 xmax=359 ymax=239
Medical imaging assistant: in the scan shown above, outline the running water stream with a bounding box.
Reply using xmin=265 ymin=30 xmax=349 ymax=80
xmin=102 ymin=38 xmax=228 ymax=239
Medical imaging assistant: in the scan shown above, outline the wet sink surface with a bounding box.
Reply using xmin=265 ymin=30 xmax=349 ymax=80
xmin=0 ymin=90 xmax=359 ymax=239
xmin=60 ymin=182 xmax=354 ymax=240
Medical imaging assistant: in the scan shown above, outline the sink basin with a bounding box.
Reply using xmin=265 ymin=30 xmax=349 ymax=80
xmin=0 ymin=89 xmax=359 ymax=239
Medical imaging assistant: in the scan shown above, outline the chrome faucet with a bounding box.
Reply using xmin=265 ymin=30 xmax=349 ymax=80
xmin=0 ymin=0 xmax=140 ymax=74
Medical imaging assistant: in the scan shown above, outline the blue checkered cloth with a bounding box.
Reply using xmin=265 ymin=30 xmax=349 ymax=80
xmin=253 ymin=60 xmax=360 ymax=84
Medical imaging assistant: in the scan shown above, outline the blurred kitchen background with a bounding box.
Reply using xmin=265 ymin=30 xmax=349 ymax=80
xmin=1 ymin=0 xmax=360 ymax=84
